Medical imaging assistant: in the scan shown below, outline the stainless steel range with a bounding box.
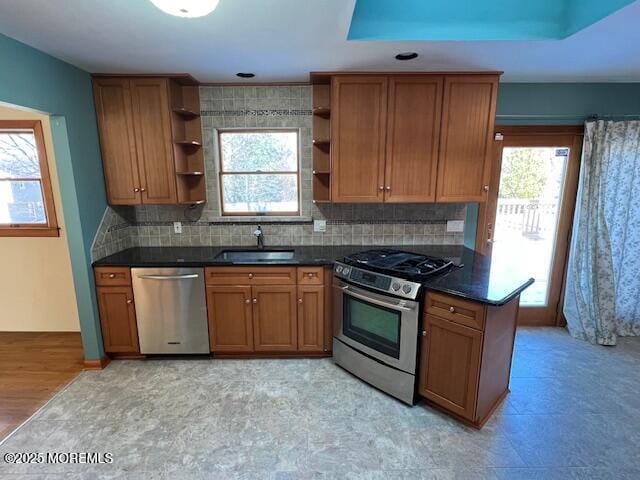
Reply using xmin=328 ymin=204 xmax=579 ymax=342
xmin=333 ymin=249 xmax=454 ymax=404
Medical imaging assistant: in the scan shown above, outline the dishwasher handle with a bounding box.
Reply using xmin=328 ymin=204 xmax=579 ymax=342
xmin=136 ymin=274 xmax=200 ymax=280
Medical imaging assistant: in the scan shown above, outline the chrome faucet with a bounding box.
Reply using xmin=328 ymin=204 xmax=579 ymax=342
xmin=254 ymin=225 xmax=264 ymax=249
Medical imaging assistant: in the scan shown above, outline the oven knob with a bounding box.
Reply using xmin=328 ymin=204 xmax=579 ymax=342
xmin=392 ymin=282 xmax=401 ymax=291
xmin=336 ymin=265 xmax=343 ymax=273
xmin=402 ymin=284 xmax=412 ymax=294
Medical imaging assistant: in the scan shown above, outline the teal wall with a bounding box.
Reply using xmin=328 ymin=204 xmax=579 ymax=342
xmin=464 ymin=82 xmax=640 ymax=249
xmin=496 ymin=83 xmax=640 ymax=125
xmin=0 ymin=33 xmax=106 ymax=360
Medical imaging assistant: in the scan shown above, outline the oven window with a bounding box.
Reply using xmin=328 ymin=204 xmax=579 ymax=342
xmin=343 ymin=296 xmax=401 ymax=359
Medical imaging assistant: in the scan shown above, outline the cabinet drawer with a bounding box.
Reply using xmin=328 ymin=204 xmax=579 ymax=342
xmin=297 ymin=267 xmax=324 ymax=285
xmin=205 ymin=267 xmax=296 ymax=285
xmin=425 ymin=292 xmax=485 ymax=330
xmin=95 ymin=267 xmax=132 ymax=287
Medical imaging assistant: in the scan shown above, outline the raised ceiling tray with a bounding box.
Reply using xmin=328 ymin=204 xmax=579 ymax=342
xmin=348 ymin=0 xmax=635 ymax=41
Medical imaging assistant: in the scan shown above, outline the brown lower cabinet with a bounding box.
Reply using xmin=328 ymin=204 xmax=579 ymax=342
xmin=205 ymin=266 xmax=328 ymax=355
xmin=297 ymin=285 xmax=325 ymax=352
xmin=206 ymin=285 xmax=254 ymax=352
xmin=95 ymin=286 xmax=140 ymax=354
xmin=418 ymin=291 xmax=519 ymax=428
xmin=253 ymin=285 xmax=298 ymax=351
xmin=94 ymin=265 xmax=330 ymax=357
xmin=94 ymin=267 xmax=140 ymax=355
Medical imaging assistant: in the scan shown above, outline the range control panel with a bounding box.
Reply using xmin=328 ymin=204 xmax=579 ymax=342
xmin=333 ymin=262 xmax=421 ymax=300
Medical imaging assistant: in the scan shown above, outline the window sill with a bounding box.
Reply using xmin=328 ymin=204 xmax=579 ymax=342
xmin=211 ymin=216 xmax=312 ymax=223
xmin=0 ymin=226 xmax=60 ymax=237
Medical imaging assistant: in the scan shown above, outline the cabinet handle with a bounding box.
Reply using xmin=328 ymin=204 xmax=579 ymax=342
xmin=108 ymin=273 xmax=116 ymax=279
xmin=483 ymin=185 xmax=489 ymax=192
xmin=126 ymin=299 xmax=133 ymax=304
xmin=379 ymin=186 xmax=384 ymax=191
xmin=385 ymin=186 xmax=391 ymax=191
xmin=140 ymin=187 xmax=146 ymax=192
xmin=248 ymin=273 xmax=254 ymax=279
xmin=307 ymin=273 xmax=315 ymax=278
xmin=449 ymin=306 xmax=456 ymax=313
xmin=421 ymin=330 xmax=427 ymax=337
xmin=298 ymin=298 xmax=303 ymax=304
xmin=252 ymin=298 xmax=257 ymax=304
xmin=245 ymin=299 xmax=251 ymax=304
xmin=134 ymin=187 xmax=140 ymax=192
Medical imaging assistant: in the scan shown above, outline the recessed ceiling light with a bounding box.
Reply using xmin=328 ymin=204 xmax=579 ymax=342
xmin=149 ymin=0 xmax=220 ymax=18
xmin=395 ymin=52 xmax=418 ymax=61
xmin=236 ymin=73 xmax=256 ymax=78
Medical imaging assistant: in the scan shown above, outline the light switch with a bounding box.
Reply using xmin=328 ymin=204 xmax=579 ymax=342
xmin=446 ymin=220 xmax=464 ymax=233
xmin=173 ymin=222 xmax=182 ymax=234
xmin=314 ymin=220 xmax=327 ymax=232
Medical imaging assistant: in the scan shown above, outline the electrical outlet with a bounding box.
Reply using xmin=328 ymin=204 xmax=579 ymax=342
xmin=446 ymin=220 xmax=465 ymax=233
xmin=314 ymin=220 xmax=327 ymax=232
xmin=173 ymin=222 xmax=182 ymax=234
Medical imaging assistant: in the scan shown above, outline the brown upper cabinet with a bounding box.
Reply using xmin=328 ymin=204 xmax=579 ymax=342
xmin=385 ymin=76 xmax=443 ymax=202
xmin=323 ymin=72 xmax=500 ymax=204
xmin=93 ymin=75 xmax=206 ymax=205
xmin=331 ymin=76 xmax=388 ymax=203
xmin=436 ymin=75 xmax=498 ymax=202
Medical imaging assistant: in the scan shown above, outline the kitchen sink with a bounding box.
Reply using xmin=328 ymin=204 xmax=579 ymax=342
xmin=215 ymin=249 xmax=295 ymax=262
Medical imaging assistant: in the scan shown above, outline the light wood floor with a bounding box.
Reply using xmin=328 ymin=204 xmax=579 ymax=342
xmin=0 ymin=332 xmax=84 ymax=441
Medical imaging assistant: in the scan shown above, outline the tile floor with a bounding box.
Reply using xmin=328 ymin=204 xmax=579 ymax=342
xmin=1 ymin=327 xmax=640 ymax=479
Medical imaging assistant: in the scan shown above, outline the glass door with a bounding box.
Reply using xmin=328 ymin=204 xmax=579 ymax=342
xmin=477 ymin=128 xmax=583 ymax=325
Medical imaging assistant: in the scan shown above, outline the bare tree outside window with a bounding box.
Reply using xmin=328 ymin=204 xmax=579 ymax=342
xmin=0 ymin=120 xmax=58 ymax=237
xmin=218 ymin=129 xmax=300 ymax=216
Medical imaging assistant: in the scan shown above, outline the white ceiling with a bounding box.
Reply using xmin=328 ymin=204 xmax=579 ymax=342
xmin=1 ymin=0 xmax=639 ymax=83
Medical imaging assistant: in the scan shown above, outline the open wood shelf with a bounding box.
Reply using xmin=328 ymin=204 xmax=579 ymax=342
xmin=175 ymin=140 xmax=202 ymax=147
xmin=169 ymin=79 xmax=206 ymax=205
xmin=312 ymin=83 xmax=332 ymax=204
xmin=312 ymin=107 xmax=331 ymax=118
xmin=172 ymin=107 xmax=200 ymax=119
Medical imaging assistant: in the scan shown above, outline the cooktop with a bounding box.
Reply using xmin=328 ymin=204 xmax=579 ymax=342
xmin=342 ymin=248 xmax=455 ymax=282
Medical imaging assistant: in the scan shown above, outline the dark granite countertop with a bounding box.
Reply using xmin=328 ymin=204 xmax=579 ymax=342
xmin=93 ymin=245 xmax=533 ymax=306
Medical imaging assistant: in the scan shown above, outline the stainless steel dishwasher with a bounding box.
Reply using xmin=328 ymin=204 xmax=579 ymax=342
xmin=131 ymin=267 xmax=209 ymax=354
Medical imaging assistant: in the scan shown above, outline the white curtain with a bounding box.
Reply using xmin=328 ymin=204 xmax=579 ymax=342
xmin=564 ymin=120 xmax=640 ymax=345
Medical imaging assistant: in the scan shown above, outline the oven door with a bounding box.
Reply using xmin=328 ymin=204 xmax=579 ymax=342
xmin=333 ymin=278 xmax=420 ymax=374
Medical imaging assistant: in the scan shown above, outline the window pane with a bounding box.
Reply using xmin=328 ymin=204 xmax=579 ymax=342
xmin=492 ymin=147 xmax=569 ymax=306
xmin=220 ymin=131 xmax=298 ymax=172
xmin=0 ymin=131 xmax=42 ymax=179
xmin=222 ymin=174 xmax=298 ymax=213
xmin=0 ymin=180 xmax=46 ymax=224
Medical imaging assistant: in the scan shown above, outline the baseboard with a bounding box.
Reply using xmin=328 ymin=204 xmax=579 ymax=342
xmin=83 ymin=356 xmax=111 ymax=370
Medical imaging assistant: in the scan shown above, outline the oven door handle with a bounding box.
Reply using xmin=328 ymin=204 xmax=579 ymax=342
xmin=341 ymin=285 xmax=415 ymax=312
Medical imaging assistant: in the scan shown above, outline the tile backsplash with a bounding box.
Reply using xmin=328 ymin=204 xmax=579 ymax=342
xmin=91 ymin=85 xmax=467 ymax=261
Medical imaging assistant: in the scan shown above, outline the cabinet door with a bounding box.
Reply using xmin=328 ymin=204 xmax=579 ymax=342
xmin=206 ymin=286 xmax=254 ymax=352
xmin=93 ymin=78 xmax=141 ymax=205
xmin=96 ymin=286 xmax=139 ymax=353
xmin=252 ymin=285 xmax=297 ymax=351
xmin=419 ymin=315 xmax=482 ymax=421
xmin=436 ymin=75 xmax=498 ymax=202
xmin=385 ymin=76 xmax=443 ymax=203
xmin=331 ymin=76 xmax=387 ymax=203
xmin=130 ymin=78 xmax=177 ymax=204
xmin=297 ymin=286 xmax=324 ymax=352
